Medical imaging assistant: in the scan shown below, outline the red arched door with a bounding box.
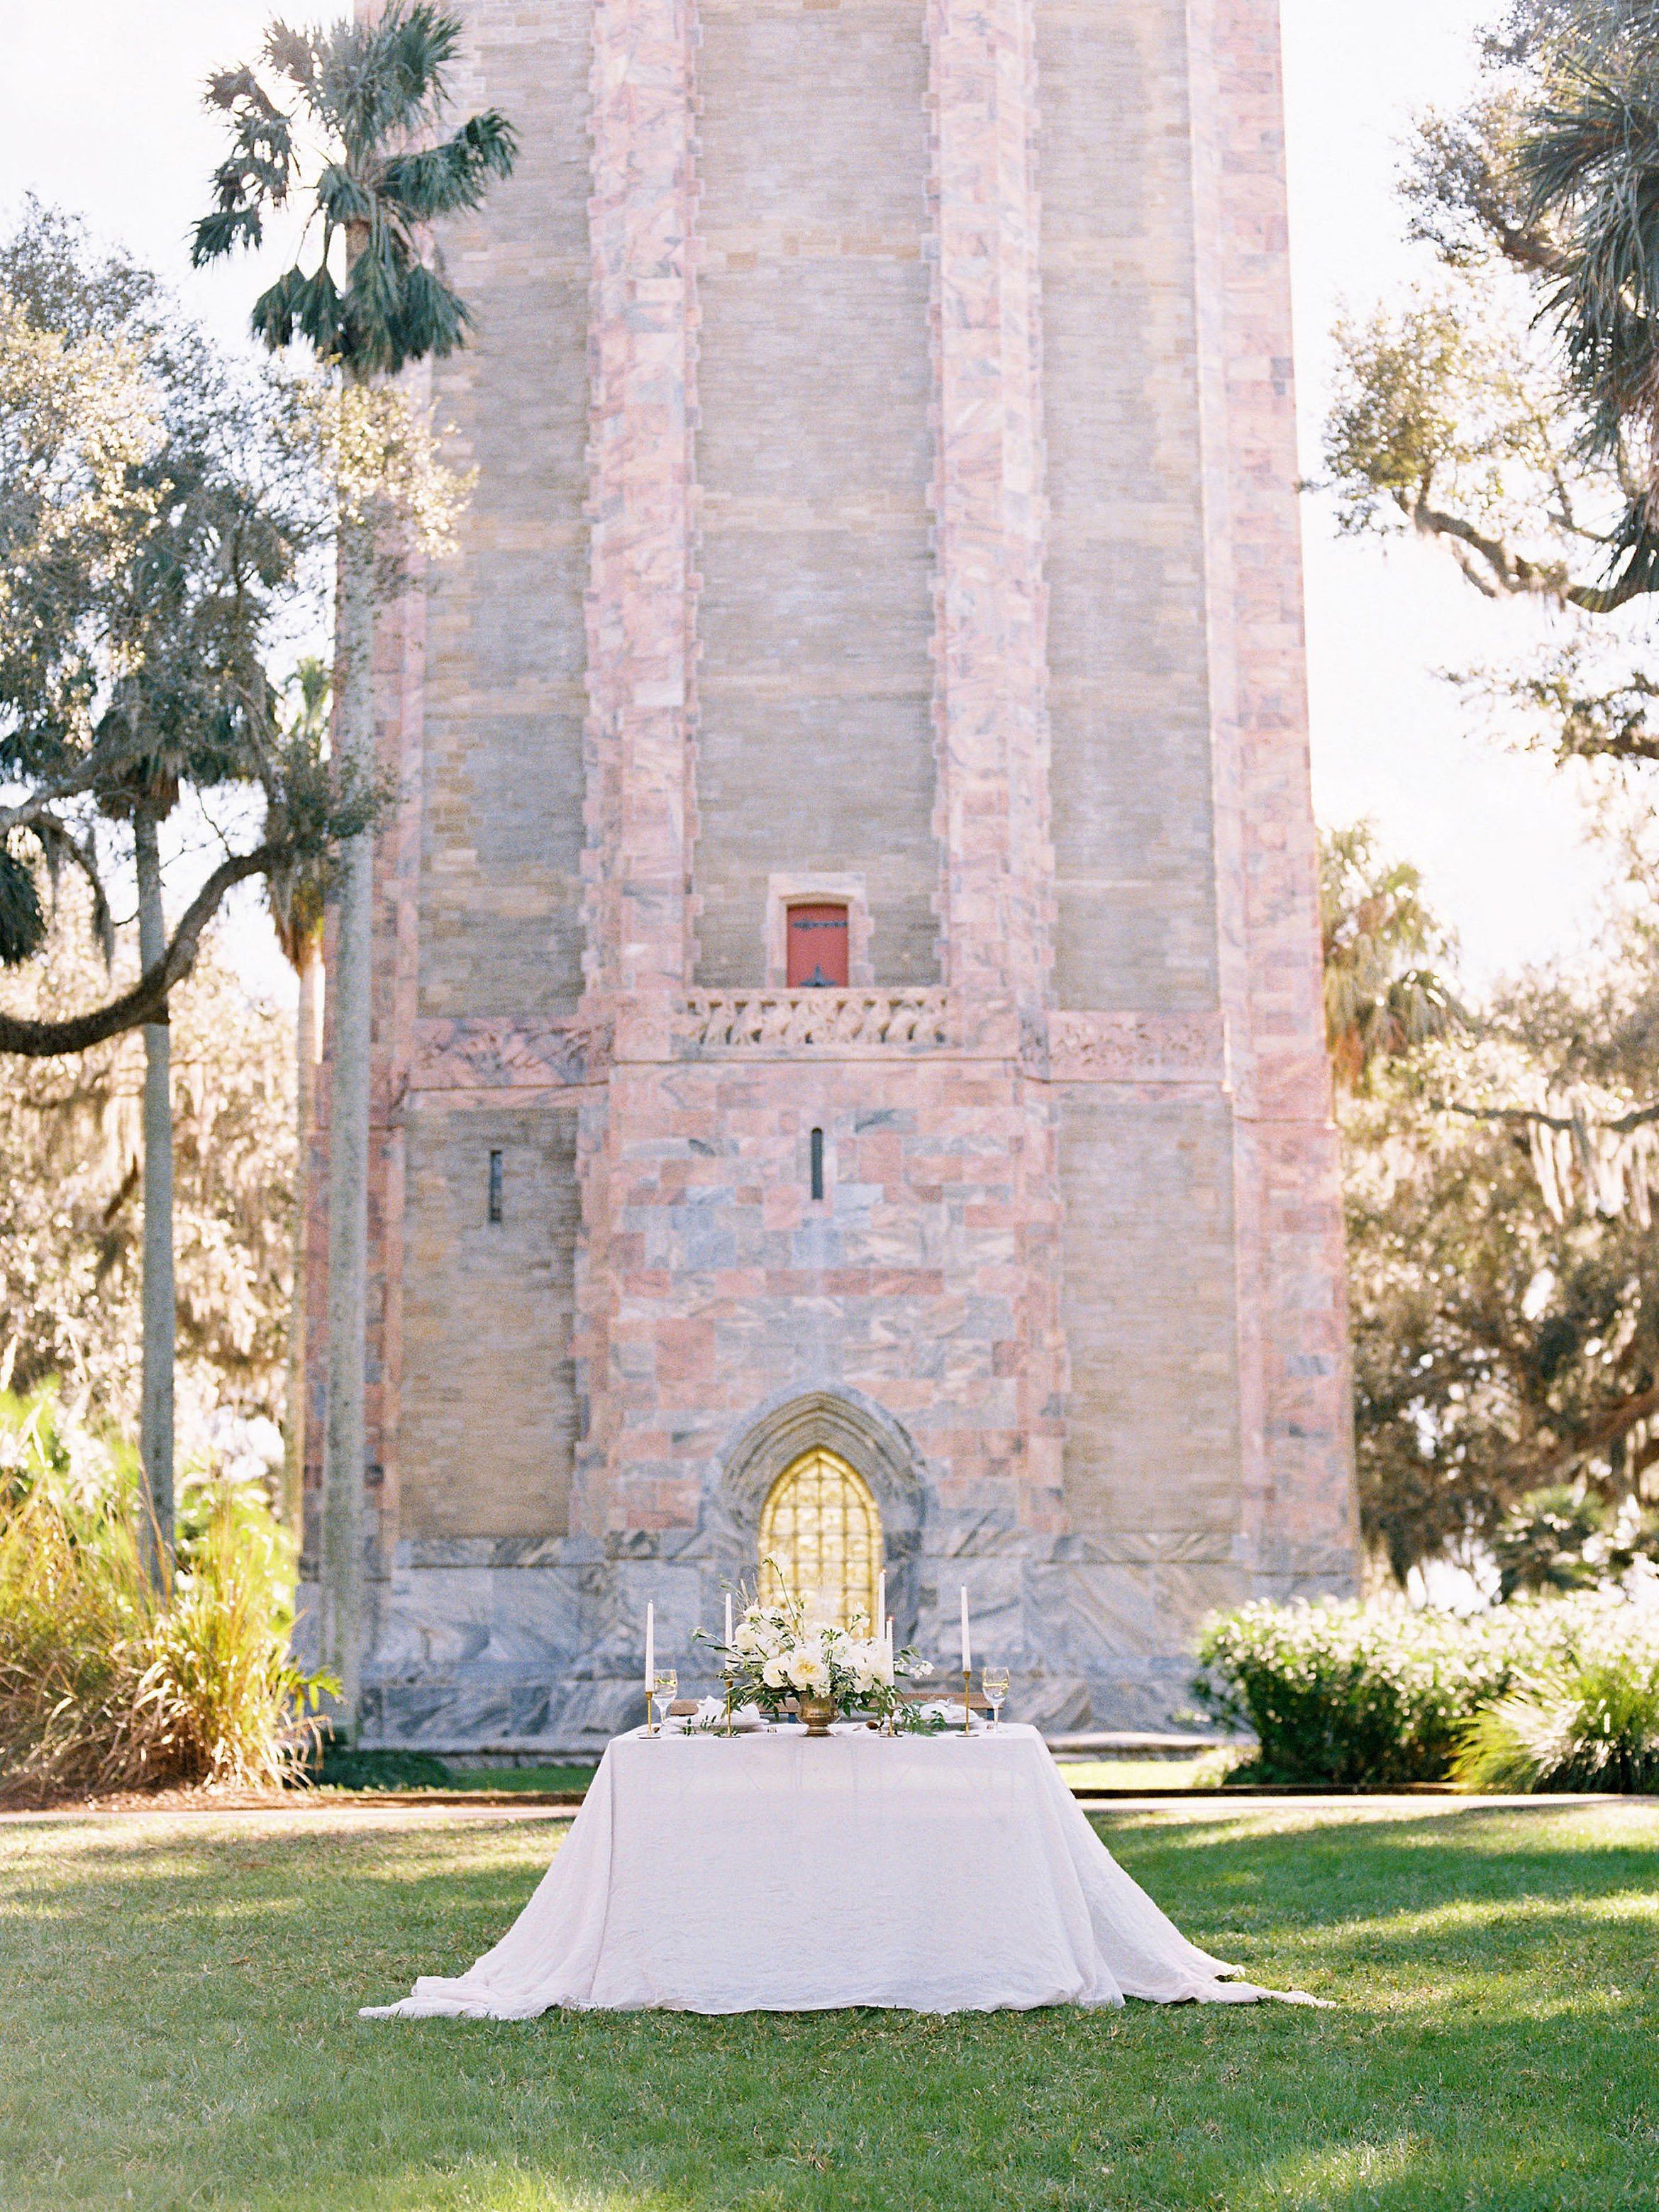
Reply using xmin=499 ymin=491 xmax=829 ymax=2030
xmin=786 ymin=903 xmax=849 ymax=988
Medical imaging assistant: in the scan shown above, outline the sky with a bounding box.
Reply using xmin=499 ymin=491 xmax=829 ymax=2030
xmin=0 ymin=0 xmax=1620 ymax=1001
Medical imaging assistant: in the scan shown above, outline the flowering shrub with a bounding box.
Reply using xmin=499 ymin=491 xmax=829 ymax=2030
xmin=703 ymin=1574 xmax=932 ymax=1723
xmin=1193 ymin=1595 xmax=1659 ymax=1788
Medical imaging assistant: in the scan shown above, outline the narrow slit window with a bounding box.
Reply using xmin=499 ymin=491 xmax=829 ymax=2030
xmin=787 ymin=902 xmax=849 ymax=988
xmin=487 ymin=1148 xmax=504 ymax=1224
xmin=810 ymin=1127 xmax=826 ymax=1202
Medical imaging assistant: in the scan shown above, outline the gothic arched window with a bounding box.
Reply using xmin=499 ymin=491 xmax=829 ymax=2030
xmin=758 ymin=1447 xmax=881 ymax=1628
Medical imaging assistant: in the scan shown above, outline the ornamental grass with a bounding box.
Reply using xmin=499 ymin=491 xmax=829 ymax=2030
xmin=0 ymin=1387 xmax=327 ymax=1803
xmin=1450 ymin=1652 xmax=1659 ymax=1794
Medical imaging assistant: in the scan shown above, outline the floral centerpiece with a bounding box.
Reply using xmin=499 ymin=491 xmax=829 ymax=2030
xmin=700 ymin=1569 xmax=933 ymax=1734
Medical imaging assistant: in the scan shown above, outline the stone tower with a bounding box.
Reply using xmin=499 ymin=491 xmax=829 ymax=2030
xmin=312 ymin=0 xmax=1360 ymax=1750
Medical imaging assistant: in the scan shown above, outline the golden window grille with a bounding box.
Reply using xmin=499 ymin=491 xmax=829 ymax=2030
xmin=758 ymin=1447 xmax=882 ymax=1629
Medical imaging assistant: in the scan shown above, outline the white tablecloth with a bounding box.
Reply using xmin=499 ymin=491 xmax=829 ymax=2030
xmin=362 ymin=1723 xmax=1324 ymax=2016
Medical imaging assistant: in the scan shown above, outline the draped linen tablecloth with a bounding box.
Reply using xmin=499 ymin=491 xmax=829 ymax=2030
xmin=362 ymin=1723 xmax=1325 ymax=2016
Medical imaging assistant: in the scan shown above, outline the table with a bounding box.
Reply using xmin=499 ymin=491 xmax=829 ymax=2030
xmin=362 ymin=1723 xmax=1322 ymax=2016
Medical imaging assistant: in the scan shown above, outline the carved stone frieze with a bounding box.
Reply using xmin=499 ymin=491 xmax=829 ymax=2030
xmin=1045 ymin=1011 xmax=1226 ymax=1086
xmin=409 ymin=1017 xmax=613 ymax=1091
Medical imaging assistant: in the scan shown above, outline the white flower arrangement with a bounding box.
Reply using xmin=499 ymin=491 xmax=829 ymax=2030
xmin=701 ymin=1567 xmax=933 ymax=1724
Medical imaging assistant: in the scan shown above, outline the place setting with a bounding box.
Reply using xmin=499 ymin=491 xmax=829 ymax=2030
xmin=362 ymin=1573 xmax=1328 ymax=2019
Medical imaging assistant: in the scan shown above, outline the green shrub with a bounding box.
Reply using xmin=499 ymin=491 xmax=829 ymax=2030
xmin=0 ymin=1386 xmax=331 ymax=1802
xmin=1192 ymin=1595 xmax=1659 ymax=1788
xmin=304 ymin=1740 xmax=453 ymax=1791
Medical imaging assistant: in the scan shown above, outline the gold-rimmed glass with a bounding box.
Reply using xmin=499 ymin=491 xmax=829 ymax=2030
xmin=981 ymin=1665 xmax=1010 ymax=1730
xmin=651 ymin=1669 xmax=678 ymax=1733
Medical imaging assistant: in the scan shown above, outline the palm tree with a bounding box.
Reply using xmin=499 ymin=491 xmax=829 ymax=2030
xmin=192 ymin=6 xmax=515 ymax=1728
xmin=131 ymin=788 xmax=175 ymax=1580
xmin=1519 ymin=48 xmax=1659 ymax=609
xmin=96 ymin=339 xmax=315 ymax=1584
xmin=270 ymin=661 xmax=330 ymax=1543
xmin=1321 ymin=823 xmax=1463 ymax=1094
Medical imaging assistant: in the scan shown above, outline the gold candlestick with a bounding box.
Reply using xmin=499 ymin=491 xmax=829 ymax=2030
xmin=724 ymin=1677 xmax=733 ymax=1736
xmin=962 ymin=1667 xmax=972 ymax=1736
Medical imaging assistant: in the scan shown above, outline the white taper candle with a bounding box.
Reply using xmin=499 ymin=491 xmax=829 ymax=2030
xmin=724 ymin=1591 xmax=734 ymax=1649
xmin=645 ymin=1601 xmax=654 ymax=1705
xmin=960 ymin=1584 xmax=971 ymax=1672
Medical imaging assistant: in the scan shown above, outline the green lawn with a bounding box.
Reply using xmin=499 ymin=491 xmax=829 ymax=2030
xmin=367 ymin=1765 xmax=600 ymax=1797
xmin=1053 ymin=1756 xmax=1224 ymax=1793
xmin=1 ymin=1799 xmax=1655 ymax=2211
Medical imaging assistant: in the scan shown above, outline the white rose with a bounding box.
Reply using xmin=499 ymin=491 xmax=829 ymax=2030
xmin=789 ymin=1653 xmax=829 ymax=1693
xmin=762 ymin=1656 xmax=789 ymax=1689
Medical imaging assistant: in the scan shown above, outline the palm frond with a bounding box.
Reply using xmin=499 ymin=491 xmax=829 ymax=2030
xmin=315 ymin=162 xmax=372 ymax=229
xmin=0 ymin=845 xmax=46 ymax=968
xmin=1321 ymin=821 xmax=1464 ymax=1090
xmin=191 ymin=209 xmax=263 ymax=266
xmin=387 ymin=259 xmax=470 ymax=364
xmin=342 ymin=228 xmax=410 ymax=352
xmin=1579 ymin=496 xmax=1659 ymax=607
xmin=1519 ymin=72 xmax=1659 ymax=477
xmin=263 ymin=22 xmax=320 ymax=96
xmin=204 ymin=64 xmax=278 ymax=118
xmin=380 ymin=110 xmax=518 ymax=220
xmin=248 ymin=266 xmax=316 ymax=355
xmin=383 ymin=4 xmax=464 ymax=117
xmin=189 ymin=87 xmax=296 ymax=268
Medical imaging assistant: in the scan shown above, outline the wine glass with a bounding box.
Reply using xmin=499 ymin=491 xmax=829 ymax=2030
xmin=981 ymin=1665 xmax=1010 ymax=1731
xmin=652 ymin=1669 xmax=678 ymax=1734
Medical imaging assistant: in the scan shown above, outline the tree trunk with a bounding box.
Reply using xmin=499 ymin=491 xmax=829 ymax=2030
xmin=133 ymin=807 xmax=174 ymax=1584
xmin=282 ymin=940 xmax=320 ymax=1538
xmin=320 ymin=514 xmax=375 ymax=1732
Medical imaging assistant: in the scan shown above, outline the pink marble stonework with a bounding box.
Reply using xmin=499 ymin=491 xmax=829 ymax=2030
xmin=306 ymin=0 xmax=1358 ymax=1752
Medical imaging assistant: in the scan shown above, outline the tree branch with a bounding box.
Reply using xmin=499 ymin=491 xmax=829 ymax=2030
xmin=1502 ymin=1381 xmax=1659 ymax=1490
xmin=1397 ymin=487 xmax=1659 ymax=614
xmin=1438 ymin=1099 xmax=1659 ymax=1136
xmin=1404 ymin=491 xmax=1574 ymax=597
xmin=0 ymin=733 xmax=156 ymax=835
xmin=0 ymin=841 xmax=282 ymax=1057
xmin=1491 ymin=216 xmax=1568 ymax=279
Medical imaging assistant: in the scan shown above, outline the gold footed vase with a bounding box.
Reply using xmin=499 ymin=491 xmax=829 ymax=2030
xmin=797 ymin=1695 xmax=838 ymax=1738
